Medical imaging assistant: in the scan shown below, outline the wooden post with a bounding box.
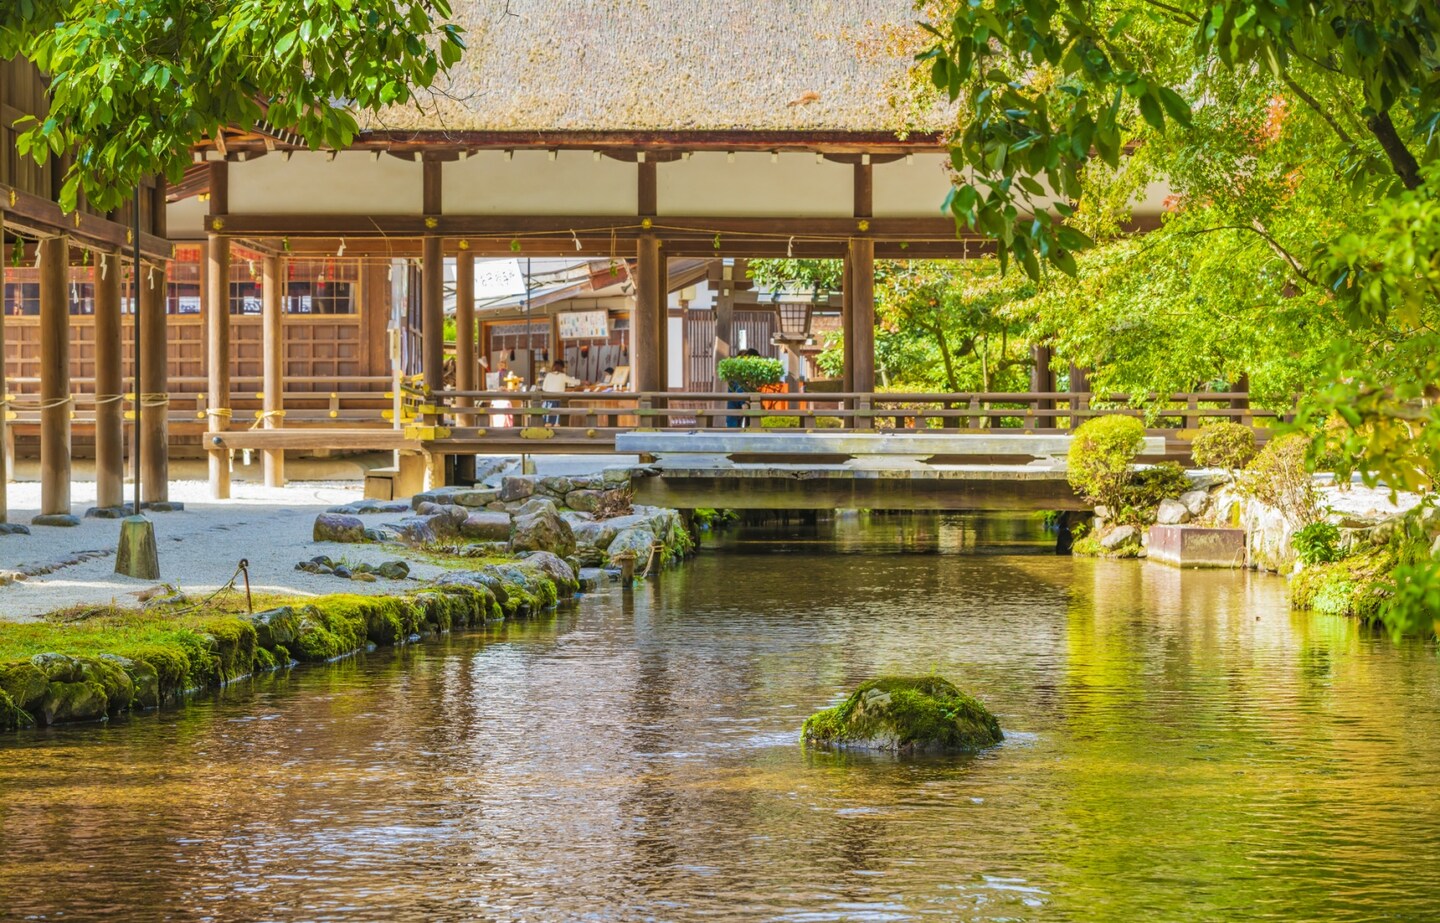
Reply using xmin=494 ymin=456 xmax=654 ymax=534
xmin=1069 ymin=364 xmax=1090 ymax=431
xmin=0 ymin=211 xmax=7 ymax=521
xmin=633 ymin=234 xmax=664 ymax=396
xmin=94 ymin=249 xmax=124 ymax=509
xmin=1029 ymin=344 xmax=1054 ymax=432
xmin=206 ymin=161 xmax=230 ymax=498
xmin=262 ymin=254 xmax=284 ymax=486
xmin=455 ymin=248 xmax=475 ymax=426
xmin=841 ymin=254 xmax=854 ymax=407
xmin=206 ymin=234 xmax=231 ymax=498
xmin=39 ymin=235 xmax=71 ymax=516
xmin=850 ymin=238 xmax=875 ymax=397
xmin=421 ymin=235 xmax=444 ymax=414
xmin=656 ymin=245 xmax=669 ymax=398
xmin=1231 ymin=373 xmax=1251 ymax=425
xmin=140 ymin=256 xmax=168 ymax=502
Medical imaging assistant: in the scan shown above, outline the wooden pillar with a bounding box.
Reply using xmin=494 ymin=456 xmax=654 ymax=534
xmin=94 ymin=249 xmax=124 ymax=509
xmin=1069 ymin=363 xmax=1090 ymax=432
xmin=262 ymin=254 xmax=284 ymax=486
xmin=0 ymin=212 xmax=8 ymax=521
xmin=656 ymin=246 xmax=669 ymax=394
xmin=840 ymin=255 xmax=855 ymax=393
xmin=206 ymin=161 xmax=230 ymax=498
xmin=140 ymin=257 xmax=168 ymax=502
xmin=421 ymin=236 xmax=444 ymax=404
xmin=713 ymin=264 xmax=734 ymax=386
xmin=1230 ymin=373 xmax=1251 ymax=426
xmin=38 ymin=235 xmax=70 ymax=516
xmin=850 ymin=238 xmax=875 ymax=394
xmin=633 ymin=234 xmax=664 ymax=395
xmin=455 ymin=248 xmax=475 ymax=425
xmin=1030 ymin=344 xmax=1054 ymax=430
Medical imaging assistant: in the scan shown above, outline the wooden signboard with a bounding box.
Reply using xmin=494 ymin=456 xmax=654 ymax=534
xmin=558 ymin=310 xmax=609 ymax=340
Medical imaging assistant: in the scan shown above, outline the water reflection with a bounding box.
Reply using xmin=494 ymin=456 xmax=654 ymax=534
xmin=2 ymin=513 xmax=1438 ymax=921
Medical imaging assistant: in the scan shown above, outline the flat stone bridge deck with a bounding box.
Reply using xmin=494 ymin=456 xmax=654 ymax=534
xmin=619 ymin=432 xmax=1167 ymax=511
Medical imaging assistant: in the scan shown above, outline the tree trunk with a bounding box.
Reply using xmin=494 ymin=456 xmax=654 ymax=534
xmin=1367 ymin=111 xmax=1422 ymax=190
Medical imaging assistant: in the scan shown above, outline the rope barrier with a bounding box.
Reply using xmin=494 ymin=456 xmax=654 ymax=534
xmin=249 ymin=409 xmax=286 ymax=430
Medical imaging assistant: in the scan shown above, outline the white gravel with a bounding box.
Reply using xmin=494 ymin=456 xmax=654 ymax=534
xmin=0 ymin=478 xmax=458 ymax=622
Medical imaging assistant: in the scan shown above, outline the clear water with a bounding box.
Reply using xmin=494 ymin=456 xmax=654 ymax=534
xmin=3 ymin=513 xmax=1439 ymax=922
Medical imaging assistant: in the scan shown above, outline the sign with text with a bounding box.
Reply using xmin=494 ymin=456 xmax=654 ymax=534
xmin=473 ymin=259 xmax=527 ymax=299
xmin=558 ymin=309 xmax=609 ymax=340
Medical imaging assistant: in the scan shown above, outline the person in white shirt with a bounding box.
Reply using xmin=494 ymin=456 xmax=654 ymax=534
xmin=541 ymin=360 xmax=581 ymax=425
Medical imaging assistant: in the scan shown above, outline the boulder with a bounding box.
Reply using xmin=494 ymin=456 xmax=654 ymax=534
xmin=1155 ymin=499 xmax=1191 ymax=525
xmin=460 ymin=512 xmax=512 ymax=541
xmin=1099 ymin=525 xmax=1140 ymax=551
xmin=410 ymin=487 xmax=461 ymax=509
xmin=248 ymin=606 xmax=303 ymax=648
xmin=31 ymin=513 xmax=81 ymax=528
xmin=564 ymin=489 xmax=607 ymax=512
xmin=295 ymin=560 xmax=334 ymax=575
xmin=535 ymin=476 xmax=574 ymax=498
xmin=498 ymin=476 xmax=536 ymax=502
xmin=453 ymin=488 xmax=499 ymax=508
xmin=415 ymin=502 xmax=470 ymax=530
xmin=1179 ymin=489 xmax=1211 ymax=517
xmin=376 ymin=560 xmax=411 ymax=580
xmin=101 ymin=654 xmax=159 ymax=708
xmin=0 ymin=662 xmax=49 ymax=712
xmin=0 ymin=522 xmax=31 ymax=535
xmin=352 ymin=572 xmax=378 ymax=583
xmin=510 ymin=506 xmax=576 ymax=558
xmin=313 ymin=513 xmax=366 ymax=543
xmin=801 ymin=676 xmax=1002 ymax=754
xmin=514 ymin=550 xmax=579 ymax=595
xmin=509 ymin=496 xmax=561 ymax=519
xmin=577 ymin=568 xmax=606 ymax=592
xmin=606 ymin=527 xmax=656 ymax=563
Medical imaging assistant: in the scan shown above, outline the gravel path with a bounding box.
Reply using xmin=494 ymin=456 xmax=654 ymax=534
xmin=0 ymin=479 xmax=458 ymax=623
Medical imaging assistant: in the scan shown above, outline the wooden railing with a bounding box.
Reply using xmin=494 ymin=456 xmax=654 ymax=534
xmin=425 ymin=389 xmax=1280 ymax=435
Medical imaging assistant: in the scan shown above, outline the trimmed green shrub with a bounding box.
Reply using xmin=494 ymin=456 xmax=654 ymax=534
xmin=1192 ymin=422 xmax=1256 ymax=471
xmin=1120 ymin=462 xmax=1192 ymax=524
xmin=716 ymin=356 xmax=783 ymax=390
xmin=1067 ymin=416 xmax=1147 ymax=514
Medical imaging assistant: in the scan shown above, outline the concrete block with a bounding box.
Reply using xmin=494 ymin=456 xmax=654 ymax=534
xmin=1147 ymin=525 xmax=1246 ymax=568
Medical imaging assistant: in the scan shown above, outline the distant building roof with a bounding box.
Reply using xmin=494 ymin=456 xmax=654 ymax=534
xmin=364 ymin=0 xmax=940 ymax=135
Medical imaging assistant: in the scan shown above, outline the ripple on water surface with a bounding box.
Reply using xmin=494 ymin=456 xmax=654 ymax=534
xmin=2 ymin=512 xmax=1439 ymax=921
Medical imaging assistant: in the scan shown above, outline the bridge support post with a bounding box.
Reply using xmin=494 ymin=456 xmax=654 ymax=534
xmin=848 ymin=238 xmax=875 ymax=423
xmin=38 ymin=234 xmax=71 ymax=517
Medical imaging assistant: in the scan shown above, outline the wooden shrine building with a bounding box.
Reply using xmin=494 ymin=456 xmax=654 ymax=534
xmin=1 ymin=0 xmax=1178 ymax=514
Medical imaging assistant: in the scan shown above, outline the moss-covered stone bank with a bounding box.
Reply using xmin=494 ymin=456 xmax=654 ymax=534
xmin=801 ymin=676 xmax=1003 ymax=754
xmin=0 ymin=559 xmax=576 ymax=731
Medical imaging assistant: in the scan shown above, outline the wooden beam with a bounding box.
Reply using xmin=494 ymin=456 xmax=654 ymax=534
xmin=633 ymin=234 xmax=664 ymax=394
xmin=0 ymin=184 xmax=170 ymax=258
xmin=261 ymin=254 xmax=284 ymax=486
xmin=140 ymin=258 xmax=169 ymax=502
xmin=208 ymin=213 xmax=983 ymax=241
xmin=423 ymin=158 xmax=443 ymax=215
xmin=854 ymin=163 xmax=873 ymax=218
xmin=38 ymin=234 xmax=70 ymax=516
xmin=455 ymin=248 xmax=476 ymax=426
xmin=94 ymin=249 xmax=124 ymax=509
xmin=207 ymin=161 xmax=229 ymax=219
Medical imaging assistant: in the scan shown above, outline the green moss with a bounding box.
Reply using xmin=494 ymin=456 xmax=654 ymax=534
xmin=1291 ymin=544 xmax=1394 ymax=621
xmin=801 ymin=675 xmax=1003 ymax=754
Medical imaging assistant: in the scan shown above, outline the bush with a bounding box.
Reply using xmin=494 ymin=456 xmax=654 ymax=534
xmin=1119 ymin=462 xmax=1192 ymax=524
xmin=760 ymin=415 xmax=800 ymax=428
xmin=1293 ymin=521 xmax=1343 ymax=566
xmin=1191 ymin=422 xmax=1256 ymax=471
xmin=1238 ymin=434 xmax=1323 ymax=528
xmin=717 ymin=356 xmax=783 ymax=390
xmin=1067 ymin=416 xmax=1147 ymax=514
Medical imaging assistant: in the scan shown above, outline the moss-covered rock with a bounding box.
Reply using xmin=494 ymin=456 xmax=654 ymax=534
xmin=801 ymin=676 xmax=1003 ymax=754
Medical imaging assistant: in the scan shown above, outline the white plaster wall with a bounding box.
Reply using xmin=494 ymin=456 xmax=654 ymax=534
xmin=445 ymin=151 xmax=638 ymax=215
xmin=228 ymin=152 xmax=424 ymax=215
xmin=872 ymin=154 xmax=952 ymax=218
xmin=658 ymin=153 xmax=852 ymax=218
xmin=165 ymin=194 xmax=209 ymax=240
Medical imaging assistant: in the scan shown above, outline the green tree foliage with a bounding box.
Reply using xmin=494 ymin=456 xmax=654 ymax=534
xmin=1191 ymin=422 xmax=1257 ymax=472
xmin=1 ymin=0 xmax=464 ymax=211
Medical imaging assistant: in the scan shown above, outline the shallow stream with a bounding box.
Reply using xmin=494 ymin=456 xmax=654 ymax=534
xmin=3 ymin=513 xmax=1439 ymax=921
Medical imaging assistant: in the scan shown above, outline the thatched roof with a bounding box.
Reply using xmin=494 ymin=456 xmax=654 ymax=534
xmin=363 ymin=0 xmax=939 ymax=135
